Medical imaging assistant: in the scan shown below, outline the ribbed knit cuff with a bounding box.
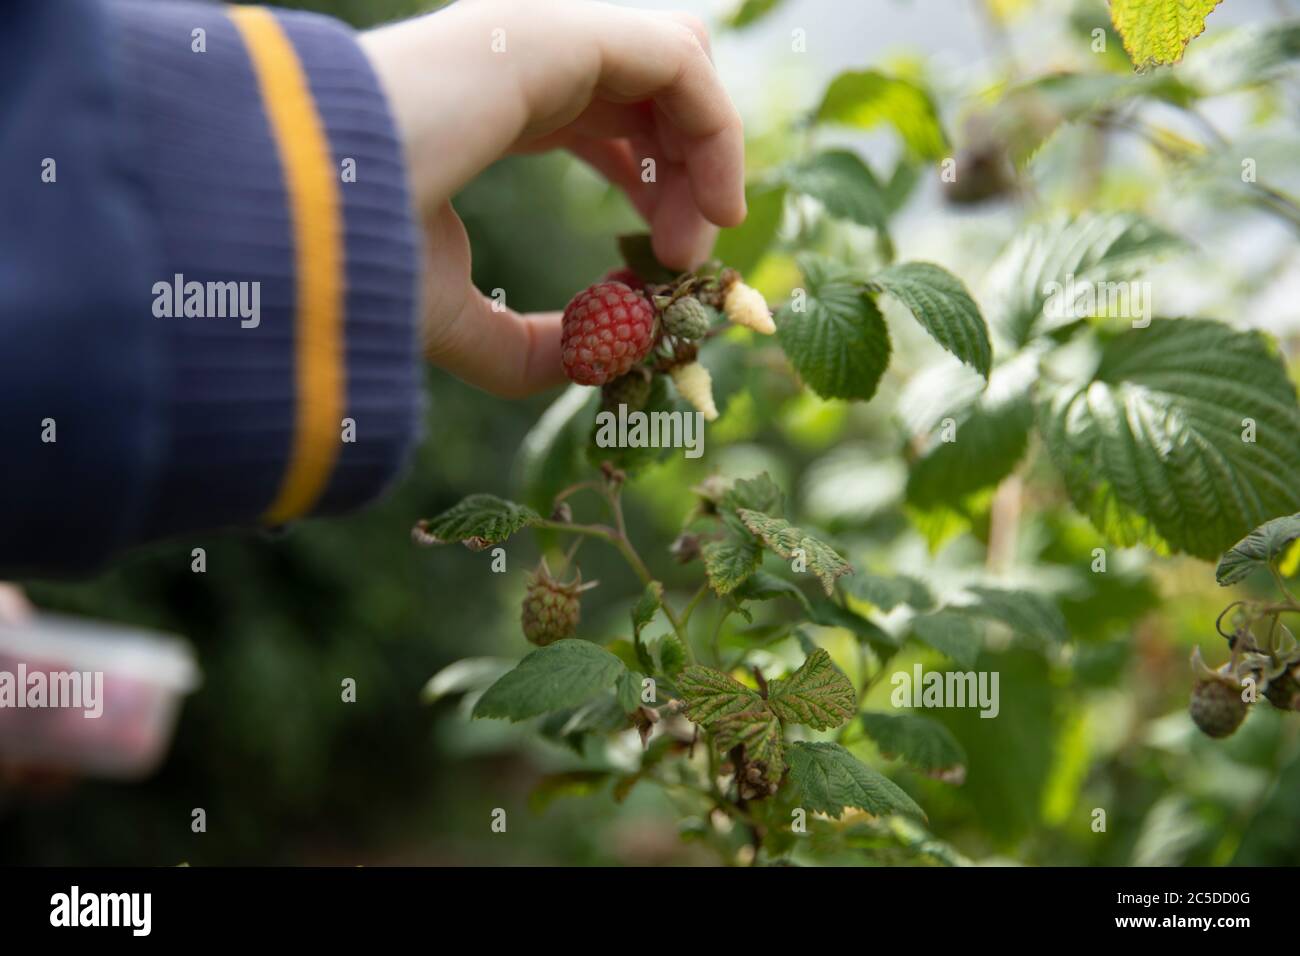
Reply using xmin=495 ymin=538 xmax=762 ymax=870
xmin=111 ymin=1 xmax=421 ymax=540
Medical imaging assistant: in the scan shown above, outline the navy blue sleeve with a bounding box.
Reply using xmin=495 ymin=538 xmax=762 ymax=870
xmin=0 ymin=0 xmax=423 ymax=577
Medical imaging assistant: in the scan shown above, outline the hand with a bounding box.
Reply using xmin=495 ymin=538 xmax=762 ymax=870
xmin=360 ymin=0 xmax=746 ymax=398
xmin=0 ymin=583 xmax=31 ymax=624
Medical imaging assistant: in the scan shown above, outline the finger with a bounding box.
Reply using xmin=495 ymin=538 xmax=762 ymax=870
xmin=566 ymin=137 xmax=660 ymax=224
xmin=426 ymin=291 xmax=567 ymax=399
xmin=651 ymin=171 xmax=718 ymax=270
xmin=657 ymin=11 xmax=713 ymax=59
xmin=594 ymin=10 xmax=746 ymax=228
xmin=520 ymin=100 xmax=657 ymax=151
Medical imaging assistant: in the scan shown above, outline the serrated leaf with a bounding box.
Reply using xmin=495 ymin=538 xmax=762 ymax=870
xmin=846 ymin=573 xmax=935 ymax=612
xmin=859 ymin=712 xmax=967 ymax=783
xmin=615 ymin=669 xmax=645 ymax=713
xmin=1038 ymin=319 xmax=1300 ymax=561
xmin=703 ymin=533 xmax=762 ymax=596
xmin=712 ymin=708 xmax=785 ymax=784
xmin=905 ymin=350 xmax=1038 ymax=509
xmin=767 ymin=648 xmax=857 ymax=730
xmin=987 ymin=214 xmax=1184 ymax=348
xmin=677 ymin=665 xmax=763 ymax=724
xmin=616 ymin=232 xmax=675 ymax=283
xmin=787 ymin=741 xmax=926 ymax=820
xmin=631 ymin=581 xmax=663 ymax=641
xmin=959 ymin=587 xmax=1069 ymax=645
xmin=868 ymin=262 xmax=991 ymax=379
xmin=910 ymin=610 xmax=982 ymax=668
xmin=473 ymin=640 xmax=626 ymax=721
xmin=651 ymin=634 xmax=687 ymax=677
xmin=777 ymin=254 xmax=892 ymax=402
xmin=779 ymin=150 xmax=891 ymax=236
xmin=712 ymin=183 xmax=787 ymax=274
xmin=723 ymin=472 xmax=784 ymax=515
xmin=414 ymin=494 xmax=540 ymax=550
xmin=1110 ymin=0 xmax=1223 ymax=68
xmin=735 ymin=570 xmax=814 ymax=614
xmin=814 ymin=70 xmax=948 ymax=160
xmin=809 ymin=598 xmax=900 ymax=658
xmin=1217 ymin=513 xmax=1300 ymax=586
xmin=737 ymin=509 xmax=852 ymax=595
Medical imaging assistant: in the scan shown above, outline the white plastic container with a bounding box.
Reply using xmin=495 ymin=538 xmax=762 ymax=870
xmin=0 ymin=613 xmax=200 ymax=779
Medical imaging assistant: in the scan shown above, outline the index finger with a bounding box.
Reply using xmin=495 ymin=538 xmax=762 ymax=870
xmin=589 ymin=7 xmax=746 ymax=229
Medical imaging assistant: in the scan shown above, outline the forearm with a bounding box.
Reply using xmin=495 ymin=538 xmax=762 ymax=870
xmin=0 ymin=0 xmax=423 ymax=576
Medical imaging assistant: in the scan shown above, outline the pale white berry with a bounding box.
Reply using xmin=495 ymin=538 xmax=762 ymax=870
xmin=670 ymin=361 xmax=719 ymax=422
xmin=723 ymin=281 xmax=775 ymax=335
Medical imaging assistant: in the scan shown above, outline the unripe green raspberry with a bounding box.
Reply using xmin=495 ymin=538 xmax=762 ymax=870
xmin=663 ymin=297 xmax=712 ymax=340
xmin=520 ymin=561 xmax=594 ymax=646
xmin=601 ymin=369 xmax=653 ymax=412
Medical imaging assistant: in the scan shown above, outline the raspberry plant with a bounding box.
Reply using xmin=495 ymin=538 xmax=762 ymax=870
xmin=413 ymin=37 xmax=1300 ymax=862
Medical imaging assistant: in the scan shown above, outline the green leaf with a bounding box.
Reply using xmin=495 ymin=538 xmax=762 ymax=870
xmin=787 ymin=741 xmax=926 ymax=820
xmin=737 ymin=509 xmax=853 ymax=595
xmin=809 ymin=599 xmax=900 ymax=658
xmin=723 ymin=0 xmax=785 ymax=29
xmin=512 ymin=385 xmax=597 ymax=512
xmin=910 ymin=610 xmax=982 ymax=668
xmin=414 ymin=494 xmax=540 ymax=550
xmin=677 ymin=665 xmax=763 ymax=724
xmin=712 ymin=184 xmax=786 ymax=275
xmin=1038 ymin=319 xmax=1300 ymax=560
xmin=846 ymin=573 xmax=935 ymax=612
xmin=779 ymin=151 xmax=891 ymax=236
xmin=960 ymin=587 xmax=1069 ymax=645
xmin=987 ymin=214 xmax=1184 ymax=348
xmin=1110 ymin=0 xmax=1223 ymax=68
xmin=651 ymin=634 xmax=688 ymax=677
xmin=905 ymin=352 xmax=1037 ymax=509
xmin=473 ymin=640 xmax=627 ymax=721
xmin=868 ymin=262 xmax=992 ymax=379
xmin=814 ymin=70 xmax=948 ymax=160
xmin=777 ymin=254 xmax=892 ymax=401
xmin=616 ymin=232 xmax=676 ymax=283
xmin=735 ymin=570 xmax=813 ymax=614
xmin=859 ymin=711 xmax=968 ymax=783
xmin=723 ymin=472 xmax=785 ymax=515
xmin=712 ymin=708 xmax=786 ymax=784
xmin=767 ymin=648 xmax=857 ymax=730
xmin=702 ymin=533 xmax=763 ymax=596
xmin=769 ymin=254 xmax=894 ymax=400
xmin=615 ymin=669 xmax=645 ymax=713
xmin=631 ymin=581 xmax=663 ymax=641
xmin=1217 ymin=513 xmax=1300 ymax=586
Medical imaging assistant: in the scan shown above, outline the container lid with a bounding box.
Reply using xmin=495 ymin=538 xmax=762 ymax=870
xmin=0 ymin=613 xmax=201 ymax=693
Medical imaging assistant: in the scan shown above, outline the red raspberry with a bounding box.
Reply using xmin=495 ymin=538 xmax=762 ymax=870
xmin=561 ymin=282 xmax=657 ymax=386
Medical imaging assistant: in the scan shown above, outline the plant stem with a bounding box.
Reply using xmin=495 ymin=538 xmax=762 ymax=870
xmin=680 ymin=583 xmax=710 ymax=629
xmin=534 ymin=517 xmax=694 ymax=662
xmin=1269 ymin=564 xmax=1298 ymax=605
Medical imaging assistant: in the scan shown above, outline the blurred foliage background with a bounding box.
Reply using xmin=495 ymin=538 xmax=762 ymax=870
xmin=3 ymin=0 xmax=1299 ymax=866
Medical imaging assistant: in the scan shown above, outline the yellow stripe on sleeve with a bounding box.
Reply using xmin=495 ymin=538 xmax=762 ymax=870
xmin=230 ymin=7 xmax=345 ymax=524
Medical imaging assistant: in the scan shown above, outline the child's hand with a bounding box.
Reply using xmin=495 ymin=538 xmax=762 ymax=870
xmin=361 ymin=0 xmax=746 ymax=397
